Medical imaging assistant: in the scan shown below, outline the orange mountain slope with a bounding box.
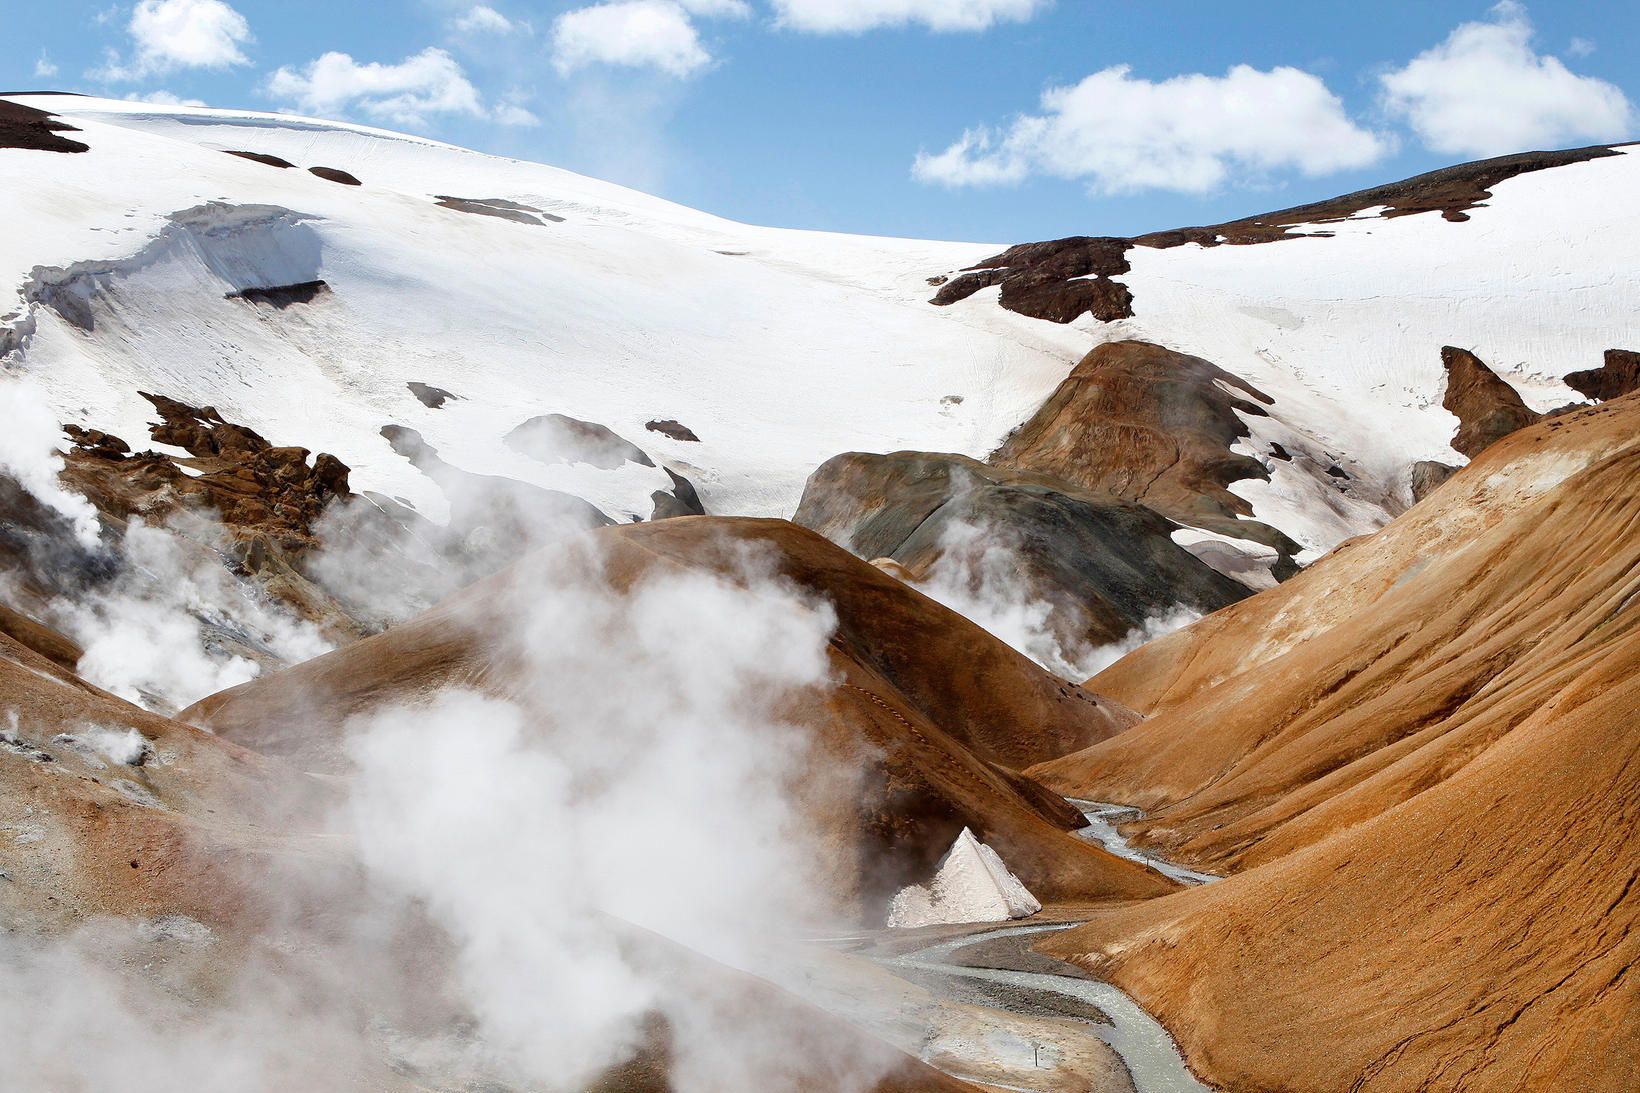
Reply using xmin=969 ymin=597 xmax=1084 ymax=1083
xmin=1027 ymin=394 xmax=1640 ymax=1091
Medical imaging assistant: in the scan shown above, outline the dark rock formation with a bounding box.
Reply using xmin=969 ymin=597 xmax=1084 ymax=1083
xmin=1409 ymin=460 xmax=1459 ymax=503
xmin=309 ymin=166 xmax=361 ymax=186
xmin=1441 ymin=346 xmax=1541 ymax=459
xmin=932 ymin=237 xmax=1136 ymax=322
xmin=794 ymin=451 xmax=1250 ymax=651
xmin=224 ymin=150 xmax=296 ymax=169
xmin=645 ymin=419 xmax=700 ymax=443
xmin=650 ymin=469 xmax=706 ymax=521
xmin=61 ymin=425 xmax=130 ymax=460
xmin=0 ymin=100 xmax=88 ymax=153
xmin=0 ymin=400 xmax=372 ymax=655
xmin=228 ymin=280 xmax=328 ymax=308
xmin=407 ymin=382 xmax=460 ymax=408
xmin=990 ymin=340 xmax=1300 ymax=567
xmin=933 ymin=144 xmax=1626 ymax=325
xmin=1564 ymin=349 xmax=1640 ymax=402
xmin=434 ymin=196 xmax=565 ymax=225
xmin=506 ymin=414 xmax=654 ymax=470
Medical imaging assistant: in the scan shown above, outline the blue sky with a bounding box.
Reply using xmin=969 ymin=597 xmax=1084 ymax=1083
xmin=10 ymin=1 xmax=1639 ymax=241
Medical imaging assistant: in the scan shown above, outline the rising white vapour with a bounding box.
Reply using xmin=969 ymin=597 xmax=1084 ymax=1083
xmin=60 ymin=516 xmax=331 ymax=711
xmin=0 ymin=378 xmax=100 ymax=547
xmin=909 ymin=517 xmax=1095 ymax=679
xmin=1077 ymin=605 xmax=1202 ymax=678
xmin=341 ymin=547 xmax=892 ymax=1092
xmin=909 ymin=517 xmax=1204 ymax=681
xmin=0 ymin=373 xmax=900 ymax=1090
xmin=0 ymin=535 xmax=898 ymax=1091
xmin=0 ymin=379 xmax=331 ymax=711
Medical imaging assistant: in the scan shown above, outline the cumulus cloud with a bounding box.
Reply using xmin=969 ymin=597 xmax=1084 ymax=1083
xmin=492 ymin=98 xmax=541 ymax=126
xmin=550 ymin=0 xmax=749 ymax=78
xmin=772 ymin=0 xmax=1048 ymax=33
xmin=267 ymin=48 xmax=533 ymax=127
xmin=915 ymin=63 xmax=1390 ymax=194
xmin=552 ymin=1 xmax=719 ymax=77
xmin=1379 ymin=2 xmax=1635 ymax=158
xmin=679 ymin=0 xmax=754 ymax=13
xmin=34 ymin=52 xmax=59 ymax=79
xmin=102 ymin=0 xmax=252 ymax=79
xmin=454 ymin=4 xmax=520 ymax=34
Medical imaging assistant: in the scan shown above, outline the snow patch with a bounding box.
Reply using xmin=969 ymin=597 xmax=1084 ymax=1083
xmin=888 ymin=828 xmax=1041 ymax=928
xmin=1172 ymin=525 xmax=1281 ymax=590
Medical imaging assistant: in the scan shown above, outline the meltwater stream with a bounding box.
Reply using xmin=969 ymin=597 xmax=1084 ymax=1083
xmin=837 ymin=799 xmax=1223 ymax=1091
xmin=886 ymin=921 xmax=1212 ymax=1093
xmin=1068 ymin=799 xmax=1222 ymax=887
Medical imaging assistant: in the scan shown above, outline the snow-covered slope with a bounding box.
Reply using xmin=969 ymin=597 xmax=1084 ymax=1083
xmin=946 ymin=150 xmax=1640 ymax=557
xmin=3 ymin=95 xmax=1634 ymax=557
xmin=0 ymin=95 xmax=1090 ymax=525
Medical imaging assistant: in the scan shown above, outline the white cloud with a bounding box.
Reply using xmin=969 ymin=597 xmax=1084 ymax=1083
xmin=454 ymin=5 xmax=520 ymax=34
xmin=34 ymin=52 xmax=59 ymax=79
xmin=1380 ymin=3 xmax=1634 ymax=158
xmin=678 ymin=0 xmax=752 ymax=13
xmin=772 ymin=0 xmax=1047 ymax=33
xmin=915 ymin=63 xmax=1389 ymax=195
xmin=268 ymin=48 xmax=532 ymax=127
xmin=493 ymin=99 xmax=541 ymax=127
xmin=1568 ymin=36 xmax=1595 ymax=58
xmin=123 ymin=90 xmax=209 ymax=107
xmin=123 ymin=0 xmax=252 ymax=77
xmin=551 ymin=1 xmax=726 ymax=78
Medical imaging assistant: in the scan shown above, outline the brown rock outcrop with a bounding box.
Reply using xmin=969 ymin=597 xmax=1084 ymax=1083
xmin=308 ymin=165 xmax=361 ymax=186
xmin=1441 ymin=345 xmax=1541 ymax=458
xmin=506 ymin=413 xmax=655 ymax=470
xmin=990 ymin=340 xmax=1298 ymax=562
xmin=223 ymin=149 xmax=296 ymax=169
xmin=1565 ymin=347 xmax=1640 ymax=402
xmin=645 ymin=418 xmax=700 ymax=442
xmin=931 ymin=236 xmax=1135 ymax=322
xmin=59 ymin=393 xmax=352 ymax=549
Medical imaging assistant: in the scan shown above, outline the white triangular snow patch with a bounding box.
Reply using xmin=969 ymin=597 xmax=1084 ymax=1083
xmin=886 ymin=827 xmax=1042 ymax=928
